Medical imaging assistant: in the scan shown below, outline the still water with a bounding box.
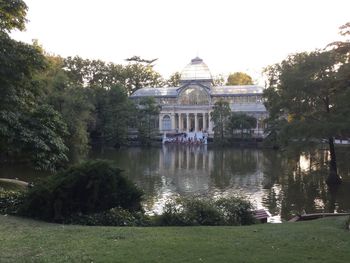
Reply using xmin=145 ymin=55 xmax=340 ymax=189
xmin=1 ymin=145 xmax=350 ymax=221
xmin=90 ymin=145 xmax=350 ymax=222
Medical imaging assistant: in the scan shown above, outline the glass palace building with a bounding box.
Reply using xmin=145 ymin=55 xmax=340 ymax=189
xmin=130 ymin=57 xmax=268 ymax=137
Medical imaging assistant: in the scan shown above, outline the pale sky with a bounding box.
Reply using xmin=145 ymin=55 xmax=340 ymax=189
xmin=11 ymin=0 xmax=350 ymax=84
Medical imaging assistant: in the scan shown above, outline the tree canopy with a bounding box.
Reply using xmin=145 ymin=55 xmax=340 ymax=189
xmin=226 ymin=72 xmax=254 ymax=85
xmin=0 ymin=26 xmax=70 ymax=170
xmin=166 ymin=72 xmax=181 ymax=87
xmin=263 ymin=22 xmax=350 ymax=184
xmin=227 ymin=113 xmax=257 ymax=138
xmin=0 ymin=0 xmax=28 ymax=32
xmin=124 ymin=58 xmax=164 ymax=95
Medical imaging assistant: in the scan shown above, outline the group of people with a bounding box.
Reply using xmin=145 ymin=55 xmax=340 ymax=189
xmin=162 ymin=132 xmax=208 ymax=145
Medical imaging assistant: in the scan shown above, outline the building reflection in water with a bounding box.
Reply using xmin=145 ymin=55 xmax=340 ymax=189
xmin=89 ymin=146 xmax=350 ymax=222
xmin=149 ymin=145 xmax=271 ymax=219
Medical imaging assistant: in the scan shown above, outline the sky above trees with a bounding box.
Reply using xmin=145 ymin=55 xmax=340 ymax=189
xmin=11 ymin=0 xmax=350 ymax=84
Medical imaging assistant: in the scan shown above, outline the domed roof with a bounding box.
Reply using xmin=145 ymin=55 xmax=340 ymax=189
xmin=180 ymin=57 xmax=212 ymax=81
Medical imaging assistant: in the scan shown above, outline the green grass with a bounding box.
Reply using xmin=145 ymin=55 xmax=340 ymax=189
xmin=0 ymin=215 xmax=349 ymax=263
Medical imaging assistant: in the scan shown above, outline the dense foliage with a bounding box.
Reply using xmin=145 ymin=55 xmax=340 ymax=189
xmin=227 ymin=113 xmax=257 ymax=138
xmin=0 ymin=30 xmax=70 ymax=170
xmin=0 ymin=0 xmax=169 ymax=169
xmin=155 ymin=196 xmax=256 ymax=226
xmin=211 ymin=100 xmax=257 ymax=143
xmin=19 ymin=160 xmax=143 ymax=221
xmin=65 ymin=207 xmax=150 ymax=226
xmin=263 ymin=23 xmax=350 ymax=184
xmin=136 ymin=97 xmax=160 ymax=145
xmin=0 ymin=0 xmax=28 ymax=32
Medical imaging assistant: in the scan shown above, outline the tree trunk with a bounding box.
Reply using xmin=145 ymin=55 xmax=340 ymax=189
xmin=326 ymin=137 xmax=342 ymax=185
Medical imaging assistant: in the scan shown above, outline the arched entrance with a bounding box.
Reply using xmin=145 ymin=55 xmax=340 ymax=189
xmin=162 ymin=115 xmax=171 ymax=130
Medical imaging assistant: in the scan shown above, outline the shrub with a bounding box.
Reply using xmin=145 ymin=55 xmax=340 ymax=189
xmin=19 ymin=160 xmax=143 ymax=221
xmin=155 ymin=200 xmax=188 ymax=226
xmin=155 ymin=196 xmax=256 ymax=226
xmin=0 ymin=190 xmax=25 ymax=215
xmin=65 ymin=207 xmax=150 ymax=226
xmin=215 ymin=196 xmax=256 ymax=225
xmin=180 ymin=198 xmax=222 ymax=225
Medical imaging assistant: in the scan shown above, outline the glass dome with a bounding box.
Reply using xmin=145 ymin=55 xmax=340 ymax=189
xmin=178 ymin=86 xmax=210 ymax=105
xmin=180 ymin=57 xmax=212 ymax=81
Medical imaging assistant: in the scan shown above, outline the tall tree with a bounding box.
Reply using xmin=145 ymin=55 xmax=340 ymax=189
xmin=210 ymin=100 xmax=231 ymax=142
xmin=0 ymin=2 xmax=71 ymax=170
xmin=41 ymin=55 xmax=93 ymax=161
xmin=137 ymin=97 xmax=160 ymax=146
xmin=99 ymin=85 xmax=135 ymax=148
xmin=227 ymin=113 xmax=257 ymax=138
xmin=263 ymin=23 xmax=350 ymax=185
xmin=226 ymin=72 xmax=254 ymax=85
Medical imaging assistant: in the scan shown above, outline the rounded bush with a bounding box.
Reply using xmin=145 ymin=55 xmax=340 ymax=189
xmin=20 ymin=160 xmax=143 ymax=221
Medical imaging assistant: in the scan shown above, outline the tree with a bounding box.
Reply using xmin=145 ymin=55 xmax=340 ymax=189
xmin=61 ymin=56 xmax=136 ymax=149
xmin=210 ymin=100 xmax=231 ymax=142
xmin=63 ymin=56 xmax=125 ymax=89
xmin=263 ymin=23 xmax=350 ymax=185
xmin=41 ymin=55 xmax=93 ymax=161
xmin=166 ymin=72 xmax=181 ymax=87
xmin=0 ymin=3 xmax=71 ymax=170
xmin=213 ymin=74 xmax=225 ymax=86
xmin=124 ymin=56 xmax=164 ymax=95
xmin=226 ymin=72 xmax=254 ymax=85
xmin=20 ymin=160 xmax=143 ymax=221
xmin=0 ymin=0 xmax=28 ymax=32
xmin=21 ymin=105 xmax=69 ymax=171
xmin=99 ymin=85 xmax=135 ymax=148
xmin=227 ymin=113 xmax=257 ymax=138
xmin=137 ymin=97 xmax=160 ymax=146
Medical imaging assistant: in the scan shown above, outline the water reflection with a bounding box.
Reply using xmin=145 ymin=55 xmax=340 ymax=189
xmin=90 ymin=146 xmax=350 ymax=220
xmin=1 ymin=146 xmax=349 ymax=221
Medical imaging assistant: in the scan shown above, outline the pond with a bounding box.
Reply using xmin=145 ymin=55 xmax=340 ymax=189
xmin=1 ymin=145 xmax=350 ymax=222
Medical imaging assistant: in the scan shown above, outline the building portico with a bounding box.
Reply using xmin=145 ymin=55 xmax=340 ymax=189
xmin=160 ymin=110 xmax=211 ymax=133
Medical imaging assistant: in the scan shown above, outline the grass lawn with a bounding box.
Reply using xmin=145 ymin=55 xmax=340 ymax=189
xmin=0 ymin=215 xmax=349 ymax=263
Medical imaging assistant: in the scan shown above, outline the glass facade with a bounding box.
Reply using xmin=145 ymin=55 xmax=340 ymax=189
xmin=178 ymin=86 xmax=210 ymax=105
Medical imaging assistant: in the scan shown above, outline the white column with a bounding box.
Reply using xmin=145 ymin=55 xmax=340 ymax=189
xmin=179 ymin=113 xmax=182 ymax=131
xmin=203 ymin=112 xmax=207 ymax=132
xmin=208 ymin=113 xmax=213 ymax=133
xmin=194 ymin=113 xmax=198 ymax=132
xmin=171 ymin=113 xmax=175 ymax=131
xmin=186 ymin=113 xmax=190 ymax=132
